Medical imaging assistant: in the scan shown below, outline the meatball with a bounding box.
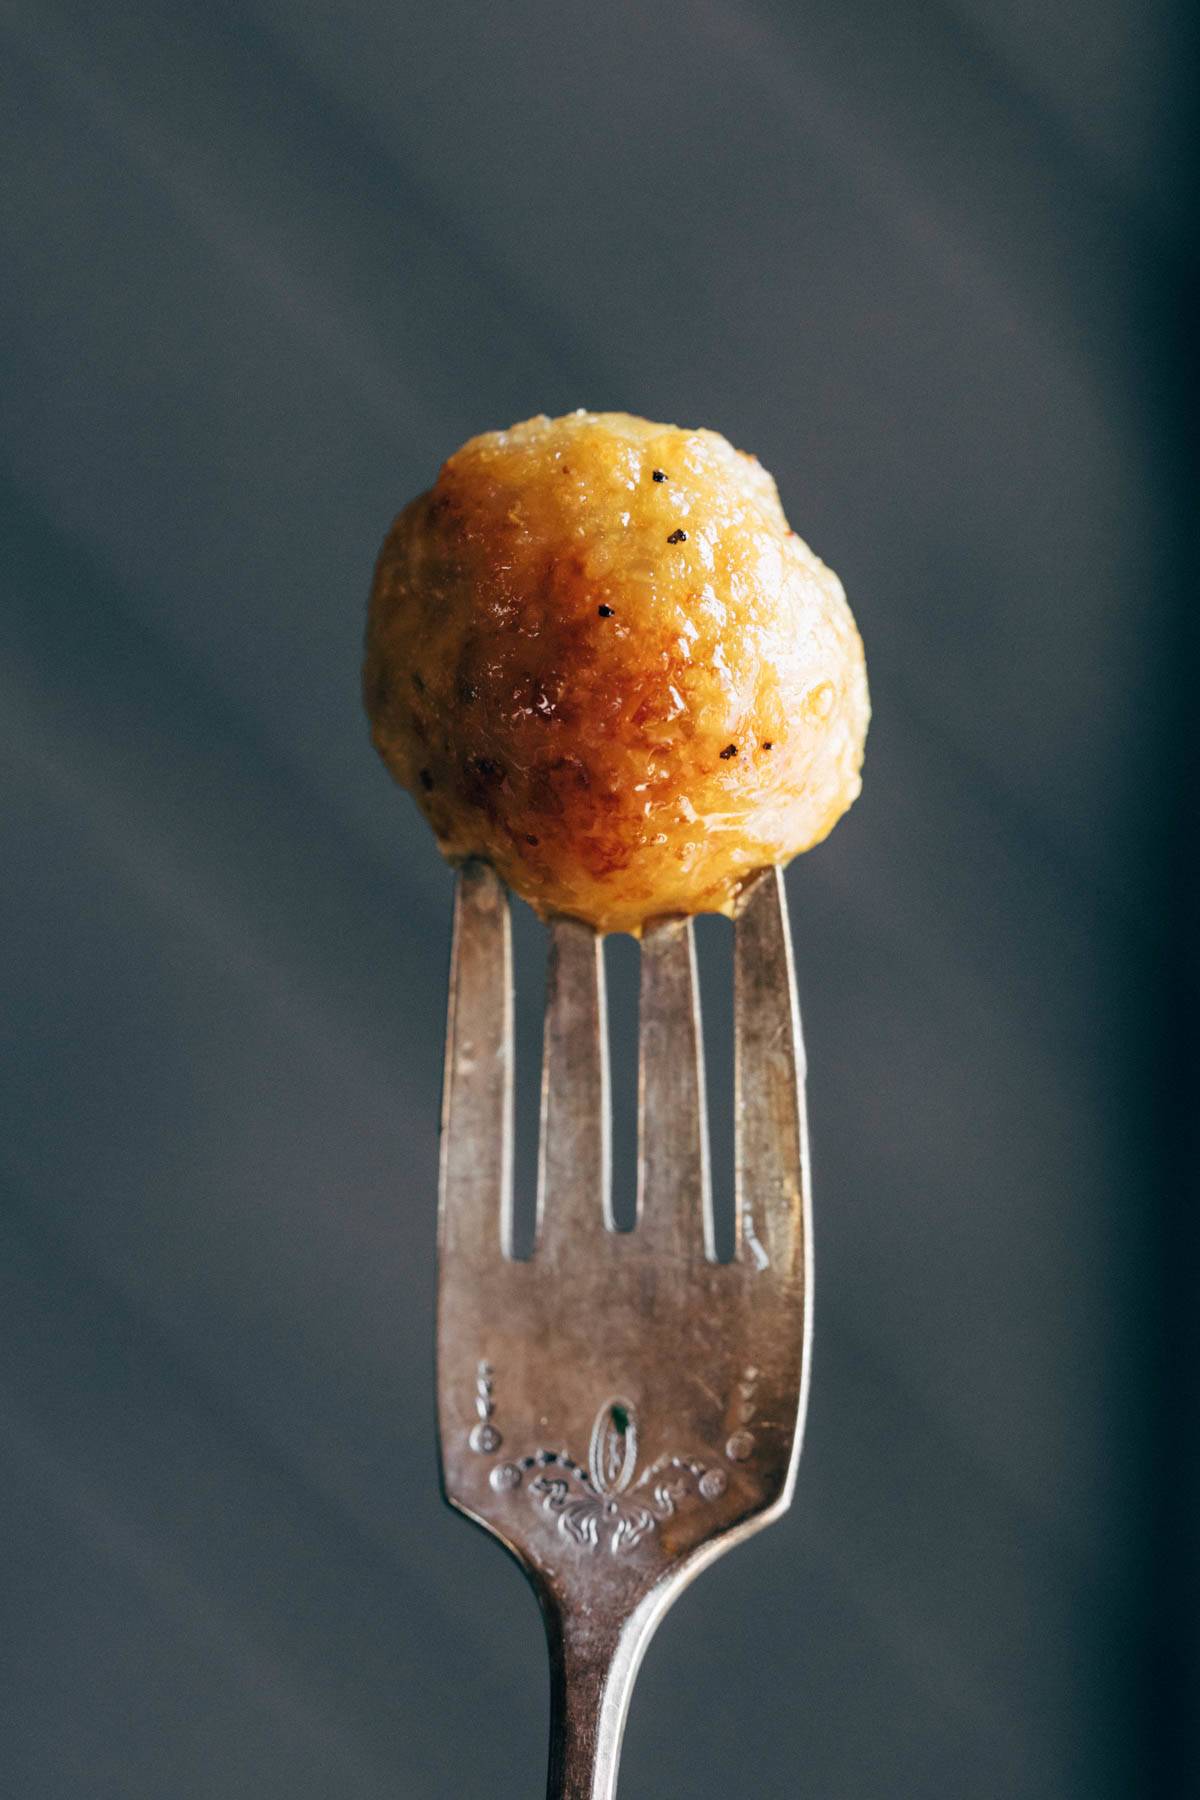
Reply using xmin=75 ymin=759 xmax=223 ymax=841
xmin=364 ymin=410 xmax=868 ymax=934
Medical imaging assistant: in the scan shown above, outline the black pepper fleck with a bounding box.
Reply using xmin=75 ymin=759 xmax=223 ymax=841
xmin=719 ymin=743 xmax=738 ymax=760
xmin=411 ymin=671 xmax=425 ymax=693
xmin=418 ymin=768 xmax=434 ymax=790
xmin=457 ymin=679 xmax=478 ymax=704
xmin=597 ymin=603 xmax=615 ymax=618
xmin=667 ymin=528 xmax=687 ymax=544
xmin=525 ymin=833 xmax=539 ymax=846
xmin=762 ymin=740 xmax=773 ymax=751
xmin=652 ymin=469 xmax=667 ymax=482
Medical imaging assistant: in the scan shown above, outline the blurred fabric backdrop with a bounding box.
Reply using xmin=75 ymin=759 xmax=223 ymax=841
xmin=2 ymin=3 xmax=1195 ymax=1796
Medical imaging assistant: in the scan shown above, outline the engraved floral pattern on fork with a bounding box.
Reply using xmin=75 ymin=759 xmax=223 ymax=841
xmin=479 ymin=1392 xmax=736 ymax=1555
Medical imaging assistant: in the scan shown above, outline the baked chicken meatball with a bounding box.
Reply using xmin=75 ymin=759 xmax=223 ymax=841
xmin=364 ymin=411 xmax=868 ymax=934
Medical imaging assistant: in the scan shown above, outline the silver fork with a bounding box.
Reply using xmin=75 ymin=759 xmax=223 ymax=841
xmin=437 ymin=860 xmax=812 ymax=1800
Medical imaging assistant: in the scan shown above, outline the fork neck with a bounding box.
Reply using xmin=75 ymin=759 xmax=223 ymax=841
xmin=542 ymin=1598 xmax=648 ymax=1800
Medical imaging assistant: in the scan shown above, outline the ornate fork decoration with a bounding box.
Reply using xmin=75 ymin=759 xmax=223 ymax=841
xmin=437 ymin=860 xmax=812 ymax=1799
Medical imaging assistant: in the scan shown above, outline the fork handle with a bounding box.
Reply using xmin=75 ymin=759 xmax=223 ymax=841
xmin=544 ymin=1604 xmax=646 ymax=1800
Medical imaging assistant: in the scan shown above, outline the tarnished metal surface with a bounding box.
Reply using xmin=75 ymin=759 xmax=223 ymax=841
xmin=437 ymin=863 xmax=812 ymax=1799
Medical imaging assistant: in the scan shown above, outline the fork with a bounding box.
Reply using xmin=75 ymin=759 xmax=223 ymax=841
xmin=437 ymin=859 xmax=812 ymax=1800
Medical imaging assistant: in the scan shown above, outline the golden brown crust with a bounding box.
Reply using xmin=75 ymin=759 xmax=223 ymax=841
xmin=364 ymin=411 xmax=869 ymax=933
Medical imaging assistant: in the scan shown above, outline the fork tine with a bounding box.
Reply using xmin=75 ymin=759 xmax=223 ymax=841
xmin=733 ymin=866 xmax=810 ymax=1276
xmin=536 ymin=917 xmax=611 ymax=1256
xmin=637 ymin=917 xmax=713 ymax=1259
xmin=439 ymin=861 xmax=513 ymax=1262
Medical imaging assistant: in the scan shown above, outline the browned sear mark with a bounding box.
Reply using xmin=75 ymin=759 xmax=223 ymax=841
xmin=472 ymin=757 xmax=504 ymax=780
xmin=464 ymin=755 xmax=506 ymax=807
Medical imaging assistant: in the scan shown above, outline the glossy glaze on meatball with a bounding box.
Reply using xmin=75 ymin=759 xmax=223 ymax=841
xmin=364 ymin=411 xmax=868 ymax=933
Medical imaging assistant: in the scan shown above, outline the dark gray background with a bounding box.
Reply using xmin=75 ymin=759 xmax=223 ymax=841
xmin=2 ymin=2 xmax=1194 ymax=1796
